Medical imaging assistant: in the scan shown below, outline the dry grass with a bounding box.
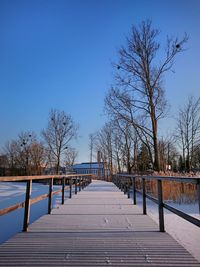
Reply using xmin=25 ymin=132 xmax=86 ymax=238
xmin=137 ymin=179 xmax=198 ymax=203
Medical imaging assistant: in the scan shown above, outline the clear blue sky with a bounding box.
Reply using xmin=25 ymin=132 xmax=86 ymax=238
xmin=0 ymin=0 xmax=200 ymax=162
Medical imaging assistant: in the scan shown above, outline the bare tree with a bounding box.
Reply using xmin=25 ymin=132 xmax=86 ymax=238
xmin=113 ymin=120 xmax=139 ymax=174
xmin=18 ymin=132 xmax=36 ymax=175
xmin=158 ymin=137 xmax=179 ymax=172
xmin=111 ymin=124 xmax=124 ymax=173
xmin=94 ymin=122 xmax=114 ymax=179
xmin=105 ymin=20 xmax=188 ymax=171
xmin=4 ymin=140 xmax=21 ymax=175
xmin=93 ymin=120 xmax=141 ymax=175
xmin=88 ymin=133 xmax=96 ymax=173
xmin=4 ymin=131 xmax=47 ymax=175
xmin=64 ymin=147 xmax=78 ymax=169
xmin=137 ymin=144 xmax=152 ymax=172
xmin=42 ymin=109 xmax=78 ymax=174
xmin=176 ymin=96 xmax=200 ymax=172
xmin=29 ymin=142 xmax=48 ymax=175
xmin=193 ymin=145 xmax=200 ymax=170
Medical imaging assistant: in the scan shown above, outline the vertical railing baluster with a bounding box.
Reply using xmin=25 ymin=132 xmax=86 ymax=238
xmin=157 ymin=179 xmax=165 ymax=232
xmin=48 ymin=178 xmax=53 ymax=214
xmin=81 ymin=177 xmax=84 ymax=189
xmin=132 ymin=177 xmax=136 ymax=205
xmin=124 ymin=182 xmax=126 ymax=194
xmin=62 ymin=177 xmax=65 ymax=205
xmin=69 ymin=178 xmax=72 ymax=198
xmin=23 ymin=179 xmax=32 ymax=232
xmin=142 ymin=178 xmax=147 ymax=215
xmin=127 ymin=179 xmax=130 ymax=198
xmin=79 ymin=177 xmax=81 ymax=191
xmin=197 ymin=179 xmax=200 ymax=214
xmin=75 ymin=177 xmax=77 ymax=194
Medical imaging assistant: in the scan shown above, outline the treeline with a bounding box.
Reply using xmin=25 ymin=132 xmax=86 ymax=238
xmin=90 ymin=21 xmax=200 ymax=175
xmin=0 ymin=109 xmax=78 ymax=176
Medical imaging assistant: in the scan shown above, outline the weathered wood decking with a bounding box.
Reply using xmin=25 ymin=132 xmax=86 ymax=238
xmin=0 ymin=180 xmax=199 ymax=266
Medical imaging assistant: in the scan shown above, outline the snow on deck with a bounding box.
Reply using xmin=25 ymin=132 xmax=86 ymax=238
xmin=0 ymin=180 xmax=199 ymax=266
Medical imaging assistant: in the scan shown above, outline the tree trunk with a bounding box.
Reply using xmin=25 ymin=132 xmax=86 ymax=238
xmin=116 ymin=154 xmax=121 ymax=173
xmin=153 ymin=135 xmax=160 ymax=171
xmin=56 ymin=155 xmax=60 ymax=174
xmin=151 ymin=105 xmax=160 ymax=172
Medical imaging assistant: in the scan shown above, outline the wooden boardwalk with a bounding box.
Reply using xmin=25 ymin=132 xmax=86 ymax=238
xmin=0 ymin=180 xmax=199 ymax=266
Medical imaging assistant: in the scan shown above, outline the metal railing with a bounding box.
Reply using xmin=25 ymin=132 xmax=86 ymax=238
xmin=0 ymin=174 xmax=93 ymax=231
xmin=113 ymin=174 xmax=200 ymax=232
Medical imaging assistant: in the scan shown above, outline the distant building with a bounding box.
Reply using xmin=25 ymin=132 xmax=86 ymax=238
xmin=72 ymin=162 xmax=106 ymax=178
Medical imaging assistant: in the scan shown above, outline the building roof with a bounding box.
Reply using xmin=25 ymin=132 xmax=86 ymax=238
xmin=73 ymin=162 xmax=104 ymax=169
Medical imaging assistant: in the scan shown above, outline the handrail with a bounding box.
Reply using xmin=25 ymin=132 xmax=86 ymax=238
xmin=115 ymin=173 xmax=200 ymax=183
xmin=0 ymin=173 xmax=92 ymax=182
xmin=0 ymin=174 xmax=93 ymax=231
xmin=113 ymin=174 xmax=200 ymax=232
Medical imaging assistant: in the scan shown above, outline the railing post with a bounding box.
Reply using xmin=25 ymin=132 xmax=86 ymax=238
xmin=69 ymin=178 xmax=72 ymax=198
xmin=124 ymin=183 xmax=126 ymax=194
xmin=82 ymin=177 xmax=84 ymax=189
xmin=79 ymin=178 xmax=81 ymax=191
xmin=48 ymin=178 xmax=53 ymax=214
xmin=142 ymin=178 xmax=147 ymax=215
xmin=197 ymin=180 xmax=200 ymax=214
xmin=119 ymin=178 xmax=122 ymax=191
xmin=62 ymin=177 xmax=65 ymax=205
xmin=121 ymin=181 xmax=123 ymax=191
xmin=157 ymin=179 xmax=165 ymax=232
xmin=75 ymin=177 xmax=77 ymax=194
xmin=117 ymin=177 xmax=120 ymax=189
xmin=132 ymin=177 xmax=136 ymax=205
xmin=127 ymin=179 xmax=130 ymax=198
xmin=23 ymin=180 xmax=32 ymax=232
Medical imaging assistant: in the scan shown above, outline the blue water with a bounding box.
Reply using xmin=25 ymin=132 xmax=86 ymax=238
xmin=0 ymin=182 xmax=71 ymax=244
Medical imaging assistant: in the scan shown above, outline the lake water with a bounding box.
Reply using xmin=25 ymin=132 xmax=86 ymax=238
xmin=0 ymin=182 xmax=70 ymax=244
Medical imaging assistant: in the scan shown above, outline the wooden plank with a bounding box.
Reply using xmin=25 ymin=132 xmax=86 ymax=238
xmin=0 ymin=180 xmax=199 ymax=266
xmin=0 ymin=232 xmax=199 ymax=266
